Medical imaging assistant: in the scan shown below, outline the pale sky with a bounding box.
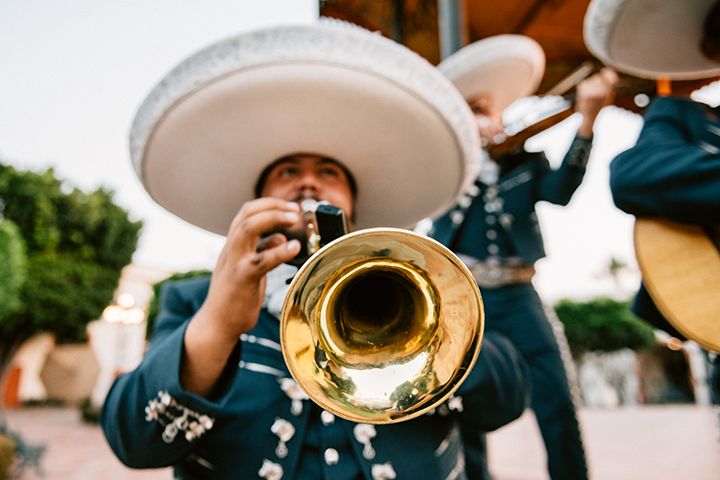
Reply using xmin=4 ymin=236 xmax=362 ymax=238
xmin=1 ymin=0 xmax=717 ymax=304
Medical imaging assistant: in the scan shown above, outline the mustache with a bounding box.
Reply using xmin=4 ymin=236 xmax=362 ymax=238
xmin=291 ymin=193 xmax=320 ymax=204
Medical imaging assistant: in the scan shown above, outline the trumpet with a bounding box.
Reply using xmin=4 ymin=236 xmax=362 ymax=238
xmin=279 ymin=200 xmax=484 ymax=424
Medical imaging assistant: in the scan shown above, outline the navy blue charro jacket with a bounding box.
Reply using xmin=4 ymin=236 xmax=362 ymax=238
xmin=101 ymin=276 xmax=529 ymax=480
xmin=431 ymin=137 xmax=592 ymax=264
xmin=610 ymin=96 xmax=720 ymax=337
xmin=610 ymin=96 xmax=720 ymax=224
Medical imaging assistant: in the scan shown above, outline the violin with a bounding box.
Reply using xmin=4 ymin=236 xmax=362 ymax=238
xmin=484 ymin=61 xmax=591 ymax=158
xmin=486 ymin=62 xmax=685 ymax=159
xmin=487 ymin=97 xmax=575 ymax=158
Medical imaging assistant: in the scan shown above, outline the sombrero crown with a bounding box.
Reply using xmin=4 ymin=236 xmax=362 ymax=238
xmin=584 ymin=0 xmax=720 ymax=80
xmin=438 ymin=34 xmax=546 ymax=112
xmin=130 ymin=20 xmax=479 ymax=234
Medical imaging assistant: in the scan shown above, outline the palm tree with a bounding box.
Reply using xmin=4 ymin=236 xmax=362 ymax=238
xmin=607 ymin=256 xmax=628 ymax=293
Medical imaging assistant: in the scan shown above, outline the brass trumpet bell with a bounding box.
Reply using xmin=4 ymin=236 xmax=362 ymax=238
xmin=280 ymin=228 xmax=484 ymax=424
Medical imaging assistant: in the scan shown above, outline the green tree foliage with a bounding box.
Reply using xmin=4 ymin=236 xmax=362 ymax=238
xmin=146 ymin=270 xmax=210 ymax=337
xmin=0 ymin=162 xmax=142 ymax=369
xmin=0 ymin=220 xmax=26 ymax=320
xmin=554 ymin=297 xmax=656 ymax=356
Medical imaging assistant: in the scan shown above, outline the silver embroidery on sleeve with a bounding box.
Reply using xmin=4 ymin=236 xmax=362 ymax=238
xmin=144 ymin=390 xmax=215 ymax=443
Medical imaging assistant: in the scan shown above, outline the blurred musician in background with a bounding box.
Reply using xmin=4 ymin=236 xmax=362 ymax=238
xmin=430 ymin=34 xmax=617 ymax=480
xmin=585 ymin=0 xmax=720 ymax=404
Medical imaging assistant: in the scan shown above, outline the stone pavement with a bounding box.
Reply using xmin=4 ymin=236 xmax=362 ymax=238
xmin=488 ymin=406 xmax=719 ymax=480
xmin=4 ymin=407 xmax=169 ymax=480
xmin=4 ymin=405 xmax=719 ymax=479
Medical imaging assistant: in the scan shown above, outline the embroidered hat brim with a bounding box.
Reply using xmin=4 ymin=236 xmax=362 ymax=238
xmin=584 ymin=0 xmax=720 ymax=80
xmin=130 ymin=21 xmax=479 ymax=234
xmin=437 ymin=34 xmax=546 ymax=112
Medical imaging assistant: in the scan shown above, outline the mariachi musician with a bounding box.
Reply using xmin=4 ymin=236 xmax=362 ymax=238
xmin=100 ymin=22 xmax=530 ymax=480
xmin=429 ymin=35 xmax=617 ymax=480
xmin=586 ymin=0 xmax=720 ymax=401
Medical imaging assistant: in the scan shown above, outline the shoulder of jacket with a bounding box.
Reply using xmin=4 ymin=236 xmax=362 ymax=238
xmin=160 ymin=275 xmax=211 ymax=301
xmin=646 ymin=96 xmax=701 ymax=118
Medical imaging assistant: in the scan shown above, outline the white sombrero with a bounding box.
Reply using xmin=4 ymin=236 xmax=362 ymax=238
xmin=437 ymin=34 xmax=546 ymax=112
xmin=130 ymin=21 xmax=479 ymax=234
xmin=584 ymin=0 xmax=720 ymax=80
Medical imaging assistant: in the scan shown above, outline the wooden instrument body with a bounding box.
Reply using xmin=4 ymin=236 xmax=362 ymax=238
xmin=634 ymin=218 xmax=720 ymax=352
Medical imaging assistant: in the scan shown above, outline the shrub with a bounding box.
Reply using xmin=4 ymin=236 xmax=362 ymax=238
xmin=554 ymin=297 xmax=656 ymax=356
xmin=0 ymin=162 xmax=141 ymax=368
xmin=0 ymin=220 xmax=26 ymax=320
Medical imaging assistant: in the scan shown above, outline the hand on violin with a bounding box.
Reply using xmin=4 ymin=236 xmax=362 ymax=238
xmin=468 ymin=95 xmax=505 ymax=146
xmin=575 ymin=67 xmax=619 ymax=137
xmin=475 ymin=114 xmax=505 ymax=147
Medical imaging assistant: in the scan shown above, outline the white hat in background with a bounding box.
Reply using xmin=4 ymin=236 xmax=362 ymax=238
xmin=438 ymin=34 xmax=546 ymax=112
xmin=584 ymin=0 xmax=720 ymax=80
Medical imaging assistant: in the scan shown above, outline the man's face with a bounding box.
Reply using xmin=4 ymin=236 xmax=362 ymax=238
xmin=467 ymin=94 xmax=504 ymax=146
xmin=259 ymin=154 xmax=355 ymax=237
